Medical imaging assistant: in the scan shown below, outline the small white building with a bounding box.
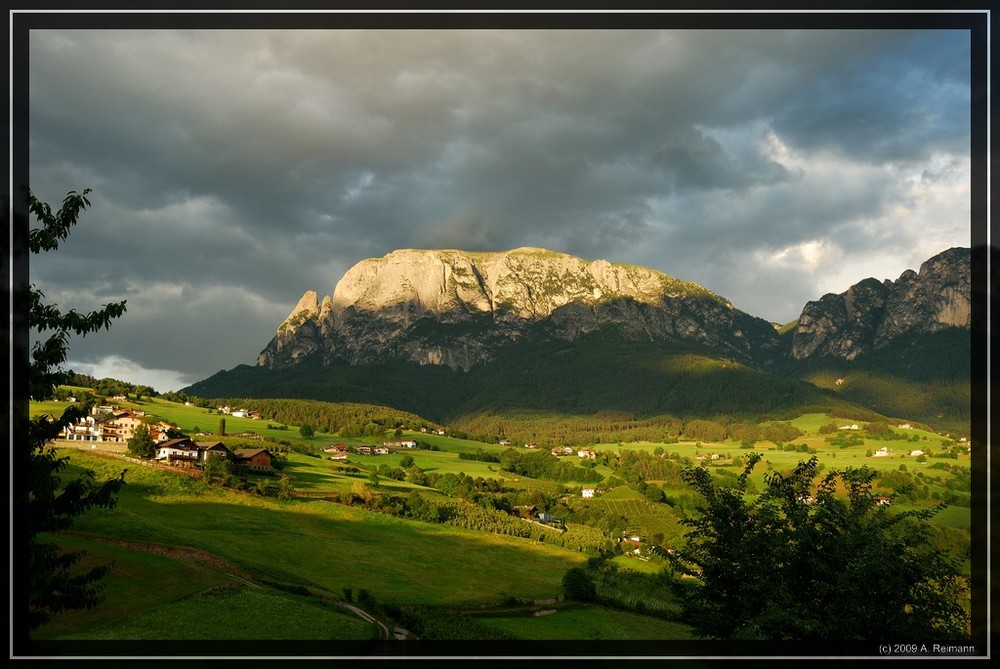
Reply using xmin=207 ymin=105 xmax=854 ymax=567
xmin=910 ymin=450 xmax=925 ymax=457
xmin=581 ymin=488 xmax=595 ymax=498
xmin=873 ymin=447 xmax=889 ymax=458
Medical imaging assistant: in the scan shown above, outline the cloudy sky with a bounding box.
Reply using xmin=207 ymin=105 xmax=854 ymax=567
xmin=25 ymin=17 xmax=974 ymax=392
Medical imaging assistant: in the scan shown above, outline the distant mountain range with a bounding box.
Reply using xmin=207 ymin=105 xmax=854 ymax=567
xmin=184 ymin=246 xmax=972 ymax=434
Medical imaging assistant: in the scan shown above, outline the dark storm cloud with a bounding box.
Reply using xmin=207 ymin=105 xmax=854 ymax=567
xmin=25 ymin=25 xmax=972 ymax=390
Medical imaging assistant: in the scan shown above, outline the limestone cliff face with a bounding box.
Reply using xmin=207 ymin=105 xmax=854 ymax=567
xmin=790 ymin=247 xmax=970 ymax=361
xmin=258 ymin=247 xmax=784 ymax=371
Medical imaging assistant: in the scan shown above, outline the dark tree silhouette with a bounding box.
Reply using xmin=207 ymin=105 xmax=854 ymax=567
xmin=671 ymin=452 xmax=970 ymax=641
xmin=22 ymin=189 xmax=129 ymax=630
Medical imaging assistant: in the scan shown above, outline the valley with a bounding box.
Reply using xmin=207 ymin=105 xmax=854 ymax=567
xmin=29 ymin=393 xmax=973 ymax=645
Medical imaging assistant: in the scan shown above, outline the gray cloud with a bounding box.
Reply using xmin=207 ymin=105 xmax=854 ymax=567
xmin=25 ymin=25 xmax=973 ymax=390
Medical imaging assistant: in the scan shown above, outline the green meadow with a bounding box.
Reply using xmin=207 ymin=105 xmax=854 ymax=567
xmin=474 ymin=604 xmax=695 ymax=640
xmin=28 ymin=395 xmax=971 ymax=641
xmin=63 ymin=450 xmax=586 ymax=605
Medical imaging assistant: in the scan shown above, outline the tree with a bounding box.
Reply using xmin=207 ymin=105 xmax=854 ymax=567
xmin=670 ymin=453 xmax=969 ymax=641
xmin=218 ymin=417 xmax=227 ymax=436
xmin=399 ymin=454 xmax=415 ymax=469
xmin=21 ymin=189 xmax=128 ymax=630
xmin=126 ymin=423 xmax=155 ymax=458
xmin=299 ymin=423 xmax=315 ymax=439
xmin=561 ymin=567 xmax=597 ymax=602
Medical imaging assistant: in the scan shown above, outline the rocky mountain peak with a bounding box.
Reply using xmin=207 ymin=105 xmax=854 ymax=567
xmin=790 ymin=247 xmax=970 ymax=361
xmin=257 ymin=247 xmax=775 ymax=371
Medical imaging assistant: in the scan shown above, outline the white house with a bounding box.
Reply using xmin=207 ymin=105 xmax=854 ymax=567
xmin=581 ymin=488 xmax=595 ymax=498
xmin=910 ymin=450 xmax=925 ymax=457
xmin=873 ymin=447 xmax=889 ymax=457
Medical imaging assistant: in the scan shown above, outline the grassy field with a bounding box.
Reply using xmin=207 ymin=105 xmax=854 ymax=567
xmin=474 ymin=603 xmax=694 ymax=640
xmin=27 ymin=396 xmax=971 ymax=641
xmin=59 ymin=450 xmax=588 ymax=607
xmin=31 ymin=534 xmax=375 ymax=641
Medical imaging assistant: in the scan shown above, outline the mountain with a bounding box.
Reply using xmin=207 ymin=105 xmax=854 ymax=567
xmin=782 ymin=247 xmax=972 ymax=435
xmin=789 ymin=247 xmax=971 ymax=362
xmin=185 ymin=246 xmax=973 ymax=435
xmin=257 ymin=247 xmax=785 ymax=373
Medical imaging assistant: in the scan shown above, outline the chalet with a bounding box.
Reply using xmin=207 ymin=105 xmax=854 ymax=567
xmin=233 ymin=448 xmax=274 ymax=472
xmin=874 ymin=496 xmax=892 ymax=506
xmin=909 ymin=450 xmax=925 ymax=457
xmin=552 ymin=446 xmax=574 ymax=456
xmin=374 ymin=446 xmax=390 ymax=455
xmin=100 ymin=411 xmax=147 ymax=443
xmin=357 ymin=446 xmax=372 ymax=455
xmin=328 ymin=453 xmax=349 ymax=461
xmin=230 ymin=409 xmax=249 ymax=418
xmin=577 ymin=449 xmax=596 ymax=460
xmin=195 ymin=441 xmax=234 ymax=462
xmin=581 ymin=488 xmax=595 ymax=498
xmin=155 ymin=438 xmax=201 ymax=466
xmin=499 ymin=439 xmax=511 ymax=446
xmin=63 ymin=415 xmax=101 ymax=441
xmin=525 ymin=443 xmax=539 ymax=450
xmin=873 ymin=447 xmax=889 ymax=458
xmin=324 ymin=444 xmax=349 ymax=453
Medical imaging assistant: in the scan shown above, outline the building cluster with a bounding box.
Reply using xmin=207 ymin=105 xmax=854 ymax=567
xmin=62 ymin=406 xmax=173 ymax=444
xmin=153 ymin=437 xmax=274 ymax=471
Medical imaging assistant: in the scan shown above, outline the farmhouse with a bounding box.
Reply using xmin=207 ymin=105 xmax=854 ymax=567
xmin=324 ymin=444 xmax=349 ymax=453
xmin=873 ymin=447 xmax=890 ymax=458
xmin=581 ymin=488 xmax=595 ymax=498
xmin=195 ymin=441 xmax=234 ymax=461
xmin=577 ymin=449 xmax=596 ymax=460
xmin=233 ymin=448 xmax=274 ymax=471
xmin=910 ymin=450 xmax=925 ymax=457
xmin=874 ymin=496 xmax=892 ymax=506
xmin=155 ymin=438 xmax=201 ymax=466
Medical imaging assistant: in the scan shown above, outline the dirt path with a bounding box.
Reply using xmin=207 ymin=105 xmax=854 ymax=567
xmin=68 ymin=533 xmax=389 ymax=638
xmin=67 ymin=534 xmax=259 ymax=583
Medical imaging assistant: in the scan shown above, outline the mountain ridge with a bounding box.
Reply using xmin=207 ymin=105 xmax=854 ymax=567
xmin=184 ymin=245 xmax=972 ymax=434
xmin=257 ymin=247 xmax=784 ymax=372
